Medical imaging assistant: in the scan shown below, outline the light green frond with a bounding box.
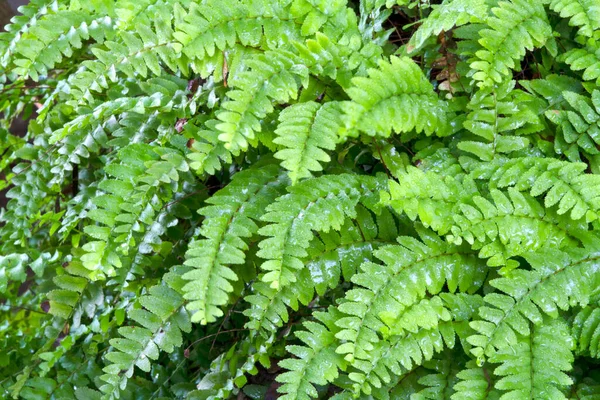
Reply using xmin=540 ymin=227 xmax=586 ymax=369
xmin=489 ymin=317 xmax=573 ymax=399
xmin=215 ymin=50 xmax=308 ymax=153
xmin=382 ymin=167 xmax=480 ymax=235
xmin=100 ymin=267 xmax=191 ymax=399
xmin=448 ymin=188 xmax=587 ymax=267
xmin=257 ymin=173 xmax=383 ymax=289
xmin=333 ymin=229 xmax=485 ymax=378
xmin=245 ymin=206 xmax=397 ymax=336
xmin=468 ymin=244 xmax=600 ymax=362
xmin=464 ymin=156 xmax=600 ymax=222
xmin=350 ymin=293 xmax=483 ymax=397
xmin=571 ymin=304 xmax=600 ymax=358
xmin=340 ymin=56 xmax=449 ymax=138
xmin=561 ymin=41 xmax=600 ymax=85
xmin=458 ymin=80 xmax=541 ymax=161
xmin=550 ymin=0 xmax=600 ymax=37
xmin=452 ymin=360 xmax=500 ymax=400
xmin=545 ymin=90 xmax=600 ymax=162
xmin=471 ymin=0 xmax=553 ymax=87
xmin=11 ymin=13 xmax=114 ymax=80
xmin=182 ymin=164 xmax=289 ymax=324
xmin=274 ymin=101 xmax=342 ymax=184
xmin=277 ymin=311 xmax=346 ymax=400
xmin=408 ymin=0 xmax=488 ymax=52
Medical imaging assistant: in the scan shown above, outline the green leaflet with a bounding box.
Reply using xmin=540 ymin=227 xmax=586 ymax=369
xmin=471 ymin=0 xmax=554 ymax=87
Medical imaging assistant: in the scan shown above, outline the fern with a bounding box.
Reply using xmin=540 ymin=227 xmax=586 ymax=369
xmin=5 ymin=0 xmax=600 ymax=399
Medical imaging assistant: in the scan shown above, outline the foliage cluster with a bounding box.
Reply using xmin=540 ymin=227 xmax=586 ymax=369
xmin=3 ymin=0 xmax=600 ymax=398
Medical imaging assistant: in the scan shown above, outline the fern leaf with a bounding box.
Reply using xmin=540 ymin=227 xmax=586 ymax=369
xmin=471 ymin=0 xmax=553 ymax=87
xmin=489 ymin=317 xmax=574 ymax=399
xmin=215 ymin=50 xmax=308 ymax=153
xmin=257 ymin=173 xmax=382 ymax=289
xmin=183 ymin=164 xmax=289 ymax=324
xmin=549 ymin=0 xmax=600 ymax=38
xmin=277 ymin=312 xmax=346 ymax=400
xmin=274 ymin=101 xmax=342 ymax=184
xmin=351 ymin=293 xmax=483 ymax=397
xmin=571 ymin=304 xmax=600 ymax=357
xmin=468 ymin=244 xmax=600 ymax=362
xmin=458 ymin=80 xmax=541 ymax=161
xmin=545 ymin=90 xmax=600 ymax=162
xmin=245 ymin=206 xmax=397 ymax=335
xmin=174 ymin=0 xmax=300 ymax=62
xmin=562 ymin=41 xmax=600 ymax=85
xmin=334 ymin=228 xmax=485 ymax=375
xmin=11 ymin=13 xmax=113 ymax=80
xmin=452 ymin=360 xmax=500 ymax=400
xmin=464 ymin=157 xmax=600 ymax=222
xmin=408 ymin=0 xmax=488 ymax=52
xmin=340 ymin=56 xmax=449 ymax=138
xmin=382 ymin=167 xmax=480 ymax=235
xmin=100 ymin=267 xmax=191 ymax=398
xmin=448 ymin=188 xmax=587 ymax=267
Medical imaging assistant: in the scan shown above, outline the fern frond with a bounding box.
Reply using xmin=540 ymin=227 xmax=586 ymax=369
xmin=412 ymin=355 xmax=462 ymax=400
xmin=174 ymin=0 xmax=300 ymax=62
xmin=182 ymin=164 xmax=289 ymax=324
xmin=350 ymin=293 xmax=483 ymax=397
xmin=274 ymin=101 xmax=342 ymax=184
xmin=464 ymin=156 xmax=600 ymax=222
xmin=571 ymin=304 xmax=600 ymax=357
xmin=545 ymin=90 xmax=600 ymax=162
xmin=245 ymin=206 xmax=397 ymax=335
xmin=470 ymin=0 xmax=553 ymax=87
xmin=561 ymin=41 xmax=600 ymax=85
xmin=333 ymin=228 xmax=485 ymax=374
xmin=458 ymin=80 xmax=541 ymax=161
xmin=67 ymin=14 xmax=183 ymax=104
xmin=469 ymin=244 xmax=600 ymax=362
xmin=489 ymin=317 xmax=573 ymax=398
xmin=549 ymin=0 xmax=600 ymax=37
xmin=340 ymin=56 xmax=449 ymax=138
xmin=47 ymin=258 xmax=91 ymax=319
xmin=0 ymin=0 xmax=59 ymax=68
xmin=277 ymin=310 xmax=346 ymax=400
xmin=99 ymin=266 xmax=191 ymax=399
xmin=448 ymin=188 xmax=587 ymax=267
xmin=214 ymin=50 xmax=308 ymax=153
xmin=257 ymin=173 xmax=383 ymax=289
xmin=408 ymin=0 xmax=488 ymax=52
xmin=11 ymin=13 xmax=113 ymax=80
xmin=452 ymin=360 xmax=499 ymax=400
xmin=382 ymin=167 xmax=480 ymax=235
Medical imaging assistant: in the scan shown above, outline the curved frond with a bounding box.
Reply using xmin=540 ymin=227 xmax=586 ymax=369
xmin=257 ymin=173 xmax=383 ymax=289
xmin=489 ymin=317 xmax=573 ymax=399
xmin=182 ymin=164 xmax=289 ymax=324
xmin=340 ymin=56 xmax=449 ymax=138
xmin=471 ymin=0 xmax=553 ymax=87
xmin=469 ymin=243 xmax=600 ymax=362
xmin=274 ymin=101 xmax=342 ymax=184
xmin=550 ymin=0 xmax=600 ymax=37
